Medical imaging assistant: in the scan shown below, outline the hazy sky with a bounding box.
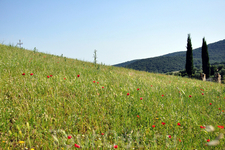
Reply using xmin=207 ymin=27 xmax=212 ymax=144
xmin=1 ymin=0 xmax=224 ymax=65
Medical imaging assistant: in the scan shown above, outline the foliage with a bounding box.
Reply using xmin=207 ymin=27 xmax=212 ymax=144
xmin=185 ymin=34 xmax=194 ymax=77
xmin=0 ymin=45 xmax=225 ymax=149
xmin=202 ymin=38 xmax=211 ymax=78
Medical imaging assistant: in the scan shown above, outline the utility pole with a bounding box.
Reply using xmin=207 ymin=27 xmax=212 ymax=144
xmin=17 ymin=39 xmax=23 ymax=48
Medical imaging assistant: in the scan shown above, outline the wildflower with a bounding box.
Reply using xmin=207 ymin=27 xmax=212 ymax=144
xmin=209 ymin=103 xmax=212 ymax=105
xmin=114 ymin=145 xmax=118 ymax=148
xmin=97 ymin=82 xmax=99 ymax=84
xmin=137 ymin=115 xmax=139 ymax=118
xmin=207 ymin=139 xmax=210 ymax=142
xmin=137 ymin=88 xmax=139 ymax=91
xmin=219 ymin=108 xmax=221 ymax=110
xmin=93 ymin=81 xmax=95 ymax=83
xmin=202 ymin=93 xmax=204 ymax=95
xmin=102 ymin=87 xmax=104 ymax=89
xmin=218 ymin=126 xmax=224 ymax=129
xmin=77 ymin=74 xmax=80 ymax=77
xmin=161 ymin=122 xmax=166 ymax=125
xmin=22 ymin=73 xmax=25 ymax=75
xmin=177 ymin=123 xmax=181 ymax=126
xmin=206 ymin=134 xmax=224 ymax=146
xmin=179 ymin=139 xmax=181 ymax=142
xmin=74 ymin=144 xmax=80 ymax=148
xmin=57 ymin=62 xmax=59 ymax=63
xmin=200 ymin=126 xmax=206 ymax=129
xmin=152 ymin=125 xmax=155 ymax=128
xmin=47 ymin=76 xmax=50 ymax=78
xmin=162 ymin=95 xmax=164 ymax=97
xmin=168 ymin=135 xmax=171 ymax=138
xmin=205 ymin=125 xmax=215 ymax=132
xmin=64 ymin=78 xmax=66 ymax=80
xmin=101 ymin=133 xmax=104 ymax=135
xmin=30 ymin=73 xmax=33 ymax=76
xmin=222 ymin=110 xmax=225 ymax=112
xmin=151 ymin=85 xmax=153 ymax=87
xmin=50 ymin=75 xmax=53 ymax=77
xmin=127 ymin=93 xmax=130 ymax=96
xmin=140 ymin=97 xmax=143 ymax=100
xmin=189 ymin=95 xmax=192 ymax=97
xmin=68 ymin=135 xmax=72 ymax=139
xmin=19 ymin=141 xmax=25 ymax=144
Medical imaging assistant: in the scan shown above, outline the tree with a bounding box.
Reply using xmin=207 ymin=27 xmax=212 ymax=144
xmin=93 ymin=49 xmax=97 ymax=65
xmin=185 ymin=34 xmax=194 ymax=77
xmin=201 ymin=38 xmax=210 ymax=78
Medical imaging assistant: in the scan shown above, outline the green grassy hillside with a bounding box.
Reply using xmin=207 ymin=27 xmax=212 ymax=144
xmin=0 ymin=44 xmax=225 ymax=149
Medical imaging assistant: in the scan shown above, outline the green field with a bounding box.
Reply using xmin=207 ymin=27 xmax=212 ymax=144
xmin=0 ymin=44 xmax=224 ymax=149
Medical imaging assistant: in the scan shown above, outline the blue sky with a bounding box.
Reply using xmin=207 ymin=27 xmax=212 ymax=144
xmin=1 ymin=0 xmax=224 ymax=65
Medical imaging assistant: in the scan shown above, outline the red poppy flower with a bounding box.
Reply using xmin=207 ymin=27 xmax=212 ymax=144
xmin=101 ymin=133 xmax=104 ymax=135
xmin=209 ymin=103 xmax=212 ymax=105
xmin=162 ymin=95 xmax=164 ymax=97
xmin=202 ymin=93 xmax=204 ymax=95
xmin=77 ymin=74 xmax=80 ymax=77
xmin=140 ymin=97 xmax=143 ymax=100
xmin=179 ymin=139 xmax=181 ymax=142
xmin=137 ymin=88 xmax=139 ymax=91
xmin=207 ymin=139 xmax=210 ymax=142
xmin=189 ymin=95 xmax=192 ymax=97
xmin=102 ymin=87 xmax=104 ymax=89
xmin=161 ymin=122 xmax=166 ymax=125
xmin=151 ymin=85 xmax=153 ymax=87
xmin=168 ymin=135 xmax=171 ymax=138
xmin=114 ymin=145 xmax=118 ymax=148
xmin=68 ymin=135 xmax=72 ymax=139
xmin=22 ymin=73 xmax=25 ymax=75
xmin=219 ymin=108 xmax=221 ymax=110
xmin=93 ymin=81 xmax=95 ymax=83
xmin=64 ymin=78 xmax=66 ymax=80
xmin=177 ymin=123 xmax=181 ymax=126
xmin=137 ymin=115 xmax=139 ymax=118
xmin=97 ymin=82 xmax=99 ymax=84
xmin=127 ymin=93 xmax=130 ymax=96
xmin=218 ymin=126 xmax=224 ymax=129
xmin=47 ymin=76 xmax=50 ymax=78
xmin=30 ymin=73 xmax=33 ymax=76
xmin=50 ymin=75 xmax=53 ymax=77
xmin=222 ymin=110 xmax=225 ymax=112
xmin=74 ymin=144 xmax=80 ymax=148
xmin=152 ymin=125 xmax=155 ymax=128
xmin=200 ymin=126 xmax=206 ymax=129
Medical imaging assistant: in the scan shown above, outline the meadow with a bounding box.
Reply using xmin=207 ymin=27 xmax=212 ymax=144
xmin=0 ymin=44 xmax=224 ymax=149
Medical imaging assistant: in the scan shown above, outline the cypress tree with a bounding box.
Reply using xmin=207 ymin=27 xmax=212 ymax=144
xmin=185 ymin=34 xmax=194 ymax=77
xmin=201 ymin=38 xmax=210 ymax=78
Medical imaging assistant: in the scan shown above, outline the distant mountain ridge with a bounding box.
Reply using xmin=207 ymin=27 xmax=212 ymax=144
xmin=114 ymin=39 xmax=225 ymax=73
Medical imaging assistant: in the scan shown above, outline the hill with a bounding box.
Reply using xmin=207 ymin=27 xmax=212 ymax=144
xmin=114 ymin=39 xmax=225 ymax=73
xmin=0 ymin=44 xmax=225 ymax=149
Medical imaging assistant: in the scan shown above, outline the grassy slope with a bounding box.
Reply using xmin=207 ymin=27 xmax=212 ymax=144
xmin=0 ymin=44 xmax=225 ymax=149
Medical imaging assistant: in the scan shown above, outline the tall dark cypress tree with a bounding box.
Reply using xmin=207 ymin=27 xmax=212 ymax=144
xmin=201 ymin=38 xmax=210 ymax=78
xmin=185 ymin=34 xmax=194 ymax=77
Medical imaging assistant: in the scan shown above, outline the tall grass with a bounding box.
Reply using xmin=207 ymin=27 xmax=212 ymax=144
xmin=0 ymin=44 xmax=224 ymax=149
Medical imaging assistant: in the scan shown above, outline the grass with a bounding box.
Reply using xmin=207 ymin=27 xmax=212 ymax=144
xmin=0 ymin=44 xmax=225 ymax=149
